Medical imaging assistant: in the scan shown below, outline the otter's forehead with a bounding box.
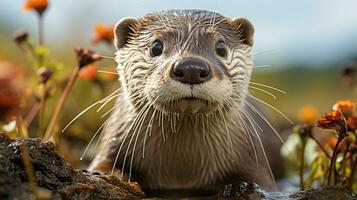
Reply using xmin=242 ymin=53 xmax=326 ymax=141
xmin=133 ymin=10 xmax=239 ymax=46
xmin=143 ymin=9 xmax=228 ymax=29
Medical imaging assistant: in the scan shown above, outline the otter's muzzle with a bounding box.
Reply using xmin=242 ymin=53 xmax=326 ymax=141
xmin=171 ymin=58 xmax=211 ymax=85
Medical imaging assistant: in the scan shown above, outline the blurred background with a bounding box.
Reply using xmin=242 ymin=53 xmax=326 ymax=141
xmin=0 ymin=0 xmax=357 ymax=168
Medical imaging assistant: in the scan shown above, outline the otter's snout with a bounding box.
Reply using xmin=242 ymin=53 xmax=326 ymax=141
xmin=171 ymin=58 xmax=211 ymax=84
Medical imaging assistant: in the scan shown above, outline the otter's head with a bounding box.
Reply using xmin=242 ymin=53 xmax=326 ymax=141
xmin=115 ymin=10 xmax=254 ymax=114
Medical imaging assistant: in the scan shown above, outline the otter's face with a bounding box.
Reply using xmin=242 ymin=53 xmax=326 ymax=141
xmin=115 ymin=10 xmax=254 ymax=114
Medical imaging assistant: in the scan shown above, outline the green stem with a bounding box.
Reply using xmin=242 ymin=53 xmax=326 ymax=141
xmin=38 ymin=14 xmax=44 ymax=46
xmin=341 ymin=144 xmax=349 ymax=183
xmin=300 ymin=139 xmax=306 ymax=190
xmin=348 ymin=155 xmax=357 ymax=191
xmin=327 ymin=138 xmax=342 ymax=185
xmin=44 ymin=67 xmax=80 ymax=141
xmin=310 ymin=135 xmax=331 ymax=159
xmin=37 ymin=15 xmax=45 ymax=67
xmin=38 ymin=84 xmax=46 ymax=138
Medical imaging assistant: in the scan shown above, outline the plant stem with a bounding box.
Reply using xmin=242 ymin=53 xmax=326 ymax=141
xmin=348 ymin=155 xmax=357 ymax=191
xmin=19 ymin=144 xmax=38 ymax=198
xmin=341 ymin=144 xmax=349 ymax=183
xmin=300 ymin=140 xmax=306 ymax=190
xmin=310 ymin=135 xmax=331 ymax=159
xmin=327 ymin=138 xmax=342 ymax=185
xmin=44 ymin=67 xmax=80 ymax=141
xmin=38 ymin=15 xmax=44 ymax=46
xmin=16 ymin=113 xmax=28 ymax=138
xmin=38 ymin=84 xmax=46 ymax=137
xmin=25 ymin=103 xmax=40 ymax=127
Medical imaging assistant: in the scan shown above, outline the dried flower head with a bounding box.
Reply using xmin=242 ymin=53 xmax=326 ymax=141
xmin=37 ymin=67 xmax=53 ymax=84
xmin=295 ymin=123 xmax=314 ymax=138
xmin=333 ymin=100 xmax=355 ymax=117
xmin=341 ymin=62 xmax=356 ymax=86
xmin=92 ymin=23 xmax=115 ymax=44
xmin=78 ymin=65 xmax=97 ymax=80
xmin=74 ymin=47 xmax=102 ymax=68
xmin=317 ymin=111 xmax=346 ymax=133
xmin=23 ymin=0 xmax=48 ymax=15
xmin=12 ymin=29 xmax=29 ymax=45
xmin=298 ymin=105 xmax=319 ymax=123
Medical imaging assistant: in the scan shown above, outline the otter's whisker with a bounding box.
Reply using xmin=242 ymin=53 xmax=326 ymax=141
xmin=242 ymin=109 xmax=263 ymax=132
xmin=249 ymin=81 xmax=287 ymax=94
xmin=98 ymin=54 xmax=116 ymax=60
xmin=62 ymin=88 xmax=121 ymax=133
xmin=90 ymin=121 xmax=108 ymax=160
xmin=253 ymin=49 xmax=276 ymax=57
xmin=160 ymin=108 xmax=166 ymax=142
xmin=249 ymin=86 xmax=277 ymax=99
xmin=142 ymin=107 xmax=157 ymax=158
xmin=254 ymin=64 xmax=271 ymax=69
xmin=248 ymin=95 xmax=294 ymax=125
xmin=100 ymin=94 xmax=141 ymax=118
xmin=122 ymin=102 xmax=151 ymax=180
xmin=238 ymin=113 xmax=259 ymax=181
xmin=129 ymin=103 xmax=153 ymax=181
xmin=245 ymin=101 xmax=285 ymax=144
xmin=80 ymin=120 xmax=107 ymax=160
xmin=218 ymin=107 xmax=233 ymax=153
xmin=97 ymin=70 xmax=119 ymax=75
xmin=97 ymin=94 xmax=120 ymax=113
xmin=111 ymin=93 xmax=148 ymax=176
xmin=242 ymin=110 xmax=276 ymax=186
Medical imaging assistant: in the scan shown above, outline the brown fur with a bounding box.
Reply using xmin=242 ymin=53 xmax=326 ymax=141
xmin=89 ymin=10 xmax=277 ymax=196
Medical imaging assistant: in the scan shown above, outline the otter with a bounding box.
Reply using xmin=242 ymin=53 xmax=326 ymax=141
xmin=89 ymin=9 xmax=277 ymax=196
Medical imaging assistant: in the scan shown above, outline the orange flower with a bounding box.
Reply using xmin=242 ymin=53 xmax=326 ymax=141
xmin=333 ymin=100 xmax=355 ymax=117
xmin=92 ymin=23 xmax=115 ymax=44
xmin=298 ymin=105 xmax=319 ymax=123
xmin=78 ymin=65 xmax=97 ymax=80
xmin=23 ymin=0 xmax=48 ymax=15
xmin=322 ymin=136 xmax=344 ymax=152
xmin=317 ymin=111 xmax=345 ymax=133
xmin=323 ymin=137 xmax=337 ymax=149
xmin=347 ymin=116 xmax=357 ymax=131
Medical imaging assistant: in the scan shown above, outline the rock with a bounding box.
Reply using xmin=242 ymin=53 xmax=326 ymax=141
xmin=0 ymin=134 xmax=144 ymax=200
xmin=0 ymin=133 xmax=355 ymax=200
xmin=219 ymin=182 xmax=355 ymax=200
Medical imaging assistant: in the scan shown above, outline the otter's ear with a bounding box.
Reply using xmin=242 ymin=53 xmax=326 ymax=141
xmin=231 ymin=18 xmax=254 ymax=46
xmin=114 ymin=17 xmax=138 ymax=49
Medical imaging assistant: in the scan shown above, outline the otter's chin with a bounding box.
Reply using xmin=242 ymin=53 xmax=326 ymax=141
xmin=154 ymin=97 xmax=219 ymax=114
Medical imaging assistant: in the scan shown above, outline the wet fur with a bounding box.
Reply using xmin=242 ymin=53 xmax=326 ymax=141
xmin=89 ymin=10 xmax=276 ymax=194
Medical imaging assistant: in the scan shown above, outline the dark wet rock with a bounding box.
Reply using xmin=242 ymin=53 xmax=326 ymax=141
xmin=0 ymin=134 xmax=144 ymax=200
xmin=289 ymin=186 xmax=355 ymax=200
xmin=0 ymin=133 xmax=355 ymax=200
xmin=219 ymin=182 xmax=355 ymax=200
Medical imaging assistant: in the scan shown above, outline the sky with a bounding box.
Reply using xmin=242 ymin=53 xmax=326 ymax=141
xmin=1 ymin=0 xmax=357 ymax=66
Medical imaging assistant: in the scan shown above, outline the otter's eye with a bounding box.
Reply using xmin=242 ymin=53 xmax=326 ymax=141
xmin=150 ymin=40 xmax=163 ymax=57
xmin=215 ymin=40 xmax=227 ymax=57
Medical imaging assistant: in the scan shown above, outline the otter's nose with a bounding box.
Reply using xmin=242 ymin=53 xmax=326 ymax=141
xmin=171 ymin=59 xmax=211 ymax=84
